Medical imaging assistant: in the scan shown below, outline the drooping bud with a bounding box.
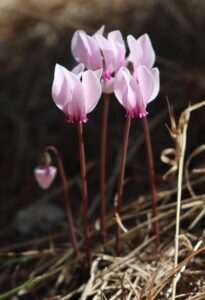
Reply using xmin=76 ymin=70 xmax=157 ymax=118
xmin=34 ymin=152 xmax=57 ymax=189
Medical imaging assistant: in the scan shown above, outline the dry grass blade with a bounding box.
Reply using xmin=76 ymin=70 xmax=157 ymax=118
xmin=161 ymin=100 xmax=205 ymax=299
xmin=171 ymin=103 xmax=190 ymax=300
xmin=185 ymin=144 xmax=205 ymax=197
xmin=188 ymin=291 xmax=205 ymax=300
xmin=161 ymin=100 xmax=182 ymax=180
xmin=124 ymin=273 xmax=140 ymax=300
xmin=80 ymin=258 xmax=101 ymax=300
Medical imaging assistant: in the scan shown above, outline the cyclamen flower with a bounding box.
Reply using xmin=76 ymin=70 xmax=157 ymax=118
xmin=114 ymin=65 xmax=159 ymax=118
xmin=114 ymin=33 xmax=159 ymax=118
xmin=127 ymin=33 xmax=156 ymax=71
xmin=52 ymin=63 xmax=102 ymax=123
xmin=34 ymin=164 xmax=57 ymax=189
xmin=71 ymin=26 xmax=126 ymax=93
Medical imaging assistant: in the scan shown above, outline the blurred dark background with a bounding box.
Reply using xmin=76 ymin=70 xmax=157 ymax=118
xmin=0 ymin=0 xmax=205 ymax=244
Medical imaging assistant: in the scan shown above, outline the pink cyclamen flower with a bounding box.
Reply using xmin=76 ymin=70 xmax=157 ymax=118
xmin=71 ymin=26 xmax=126 ymax=93
xmin=34 ymin=164 xmax=57 ymax=189
xmin=114 ymin=33 xmax=159 ymax=118
xmin=52 ymin=63 xmax=102 ymax=123
xmin=114 ymin=65 xmax=159 ymax=118
xmin=127 ymin=33 xmax=156 ymax=72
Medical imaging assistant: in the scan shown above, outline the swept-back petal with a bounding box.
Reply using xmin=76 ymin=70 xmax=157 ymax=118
xmin=129 ymin=76 xmax=146 ymax=118
xmin=81 ymin=70 xmax=102 ymax=113
xmin=149 ymin=67 xmax=160 ymax=102
xmin=127 ymin=35 xmax=143 ymax=68
xmin=115 ymin=67 xmax=144 ymax=117
xmin=72 ymin=63 xmax=85 ymax=77
xmin=107 ymin=31 xmax=125 ymax=71
xmin=137 ymin=34 xmax=156 ymax=68
xmin=114 ymin=67 xmax=129 ymax=107
xmin=94 ymin=34 xmax=117 ymax=73
xmin=115 ymin=42 xmax=126 ymax=71
xmin=127 ymin=34 xmax=156 ymax=69
xmin=108 ymin=30 xmax=126 ymax=70
xmin=94 ymin=69 xmax=103 ymax=81
xmin=85 ymin=35 xmax=102 ymax=70
xmin=71 ymin=31 xmax=88 ymax=64
xmin=137 ymin=65 xmax=155 ymax=104
xmin=128 ymin=76 xmax=144 ymax=115
xmin=66 ymin=72 xmax=85 ymax=122
xmin=94 ymin=25 xmax=105 ymax=36
xmin=108 ymin=30 xmax=125 ymax=46
xmin=71 ymin=31 xmax=102 ymax=70
xmin=51 ymin=64 xmax=73 ymax=114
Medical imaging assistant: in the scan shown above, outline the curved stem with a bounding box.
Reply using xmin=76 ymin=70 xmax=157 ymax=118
xmin=142 ymin=118 xmax=160 ymax=250
xmin=76 ymin=123 xmax=91 ymax=267
xmin=46 ymin=146 xmax=79 ymax=257
xmin=99 ymin=93 xmax=109 ymax=245
xmin=115 ymin=116 xmax=131 ymax=256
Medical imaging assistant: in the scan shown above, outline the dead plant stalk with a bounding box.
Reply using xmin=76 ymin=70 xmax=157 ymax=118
xmin=172 ymin=100 xmax=205 ymax=299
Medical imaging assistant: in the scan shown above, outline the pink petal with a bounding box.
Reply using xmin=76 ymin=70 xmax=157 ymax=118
xmin=66 ymin=72 xmax=85 ymax=122
xmin=127 ymin=35 xmax=143 ymax=68
xmin=137 ymin=34 xmax=156 ymax=68
xmin=51 ymin=64 xmax=73 ymax=114
xmin=128 ymin=76 xmax=144 ymax=117
xmin=34 ymin=165 xmax=57 ymax=190
xmin=72 ymin=63 xmax=85 ymax=77
xmin=115 ymin=42 xmax=126 ymax=71
xmin=71 ymin=31 xmax=88 ymax=64
xmin=85 ymin=36 xmax=102 ymax=70
xmin=94 ymin=69 xmax=103 ymax=81
xmin=127 ymin=34 xmax=156 ymax=69
xmin=71 ymin=31 xmax=102 ymax=70
xmin=114 ymin=67 xmax=129 ymax=107
xmin=129 ymin=76 xmax=146 ymax=118
xmin=114 ymin=68 xmax=147 ymax=118
xmin=108 ymin=31 xmax=126 ymax=71
xmin=108 ymin=30 xmax=125 ymax=46
xmin=81 ymin=70 xmax=102 ymax=113
xmin=94 ymin=25 xmax=105 ymax=36
xmin=114 ymin=67 xmax=139 ymax=116
xmin=94 ymin=34 xmax=117 ymax=73
xmin=137 ymin=65 xmax=155 ymax=104
xmin=149 ymin=67 xmax=160 ymax=102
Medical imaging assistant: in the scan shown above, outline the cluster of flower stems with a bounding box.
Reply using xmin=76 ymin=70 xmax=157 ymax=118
xmin=35 ymin=27 xmax=161 ymax=267
xmin=37 ymin=96 xmax=160 ymax=268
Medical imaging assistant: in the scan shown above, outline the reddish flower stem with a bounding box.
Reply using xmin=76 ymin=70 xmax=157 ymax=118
xmin=142 ymin=117 xmax=160 ymax=250
xmin=46 ymin=146 xmax=79 ymax=257
xmin=115 ymin=116 xmax=131 ymax=256
xmin=76 ymin=123 xmax=91 ymax=267
xmin=99 ymin=93 xmax=109 ymax=245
